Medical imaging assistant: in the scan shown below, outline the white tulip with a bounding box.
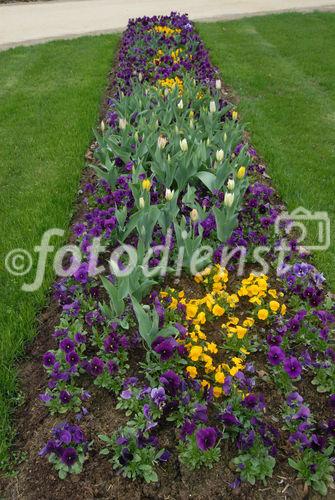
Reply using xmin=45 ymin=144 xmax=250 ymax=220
xmin=138 ymin=72 xmax=143 ymax=82
xmin=190 ymin=119 xmax=194 ymax=129
xmin=177 ymin=99 xmax=184 ymax=110
xmin=227 ymin=179 xmax=235 ymax=191
xmin=190 ymin=209 xmax=199 ymax=222
xmin=157 ymin=135 xmax=168 ymax=150
xmin=209 ymin=100 xmax=216 ymax=113
xmin=139 ymin=197 xmax=145 ymax=208
xmin=224 ymin=192 xmax=234 ymax=207
xmin=180 ymin=138 xmax=188 ymax=152
xmin=215 ymin=79 xmax=222 ymax=90
xmin=223 ymin=132 xmax=227 ymax=143
xmin=119 ymin=117 xmax=127 ymax=130
xmin=100 ymin=120 xmax=105 ymax=132
xmin=165 ymin=188 xmax=174 ymax=201
xmin=216 ymin=149 xmax=224 ymax=162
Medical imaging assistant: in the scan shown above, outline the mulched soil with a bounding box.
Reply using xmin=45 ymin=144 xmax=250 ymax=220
xmin=0 ymin=46 xmax=333 ymax=500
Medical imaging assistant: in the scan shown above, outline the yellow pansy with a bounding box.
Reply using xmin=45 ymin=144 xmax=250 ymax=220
xmin=236 ymin=326 xmax=247 ymax=339
xmin=212 ymin=304 xmax=225 ymax=317
xmin=206 ymin=342 xmax=218 ymax=354
xmin=213 ymin=386 xmax=223 ymax=398
xmin=269 ymin=300 xmax=280 ymax=313
xmin=258 ymin=309 xmax=269 ymax=320
xmin=281 ymin=304 xmax=287 ymax=315
xmin=215 ymin=371 xmax=225 ymax=384
xmin=268 ymin=289 xmax=278 ymax=298
xmin=186 ymin=303 xmax=198 ymax=319
xmin=186 ymin=366 xmax=197 ymax=378
xmin=201 ymin=380 xmax=210 ymax=389
xmin=189 ymin=345 xmax=203 ymax=361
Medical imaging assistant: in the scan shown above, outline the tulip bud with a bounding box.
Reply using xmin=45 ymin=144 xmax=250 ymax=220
xmin=190 ymin=119 xmax=194 ymax=129
xmin=209 ymin=100 xmax=216 ymax=113
xmin=100 ymin=120 xmax=105 ymax=132
xmin=216 ymin=149 xmax=224 ymax=162
xmin=138 ymin=72 xmax=143 ymax=82
xmin=177 ymin=99 xmax=184 ymax=110
xmin=224 ymin=192 xmax=234 ymax=207
xmin=215 ymin=79 xmax=222 ymax=90
xmin=232 ymin=110 xmax=238 ymax=121
xmin=139 ymin=197 xmax=145 ymax=208
xmin=224 ymin=132 xmax=227 ymax=143
xmin=227 ymin=179 xmax=235 ymax=191
xmin=190 ymin=209 xmax=199 ymax=222
xmin=119 ymin=117 xmax=127 ymax=130
xmin=142 ymin=179 xmax=151 ymax=191
xmin=237 ymin=166 xmax=246 ymax=179
xmin=180 ymin=138 xmax=188 ymax=152
xmin=134 ymin=131 xmax=139 ymax=141
xmin=206 ymin=138 xmax=210 ymax=146
xmin=189 ymin=110 xmax=194 ymax=119
xmin=167 ymin=154 xmax=171 ymax=162
xmin=165 ymin=188 xmax=174 ymax=201
xmin=164 ymin=88 xmax=169 ymax=97
xmin=157 ymin=135 xmax=167 ymax=150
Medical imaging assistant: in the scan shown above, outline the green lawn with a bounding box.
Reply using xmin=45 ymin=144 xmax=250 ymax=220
xmin=0 ymin=34 xmax=120 ymax=466
xmin=198 ymin=12 xmax=335 ymax=289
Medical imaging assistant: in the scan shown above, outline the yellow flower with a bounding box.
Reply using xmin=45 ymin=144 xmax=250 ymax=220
xmin=206 ymin=342 xmax=218 ymax=354
xmin=236 ymin=326 xmax=247 ymax=339
xmin=189 ymin=345 xmax=203 ymax=361
xmin=201 ymin=380 xmax=210 ymax=389
xmin=186 ymin=366 xmax=197 ymax=378
xmin=212 ymin=282 xmax=223 ymax=292
xmin=281 ymin=304 xmax=287 ymax=315
xmin=257 ymin=278 xmax=268 ymax=291
xmin=142 ymin=179 xmax=151 ymax=191
xmin=215 ymin=371 xmax=225 ymax=384
xmin=258 ymin=309 xmax=269 ymax=320
xmin=168 ymin=297 xmax=178 ymax=310
xmin=243 ymin=317 xmax=254 ymax=327
xmin=268 ymin=289 xmax=278 ymax=298
xmin=213 ymin=386 xmax=223 ymax=398
xmin=232 ymin=110 xmax=238 ymax=121
xmin=212 ymin=304 xmax=225 ymax=317
xmin=269 ymin=300 xmax=280 ymax=312
xmin=236 ymin=166 xmax=245 ymax=179
xmin=186 ymin=303 xmax=198 ymax=319
xmin=195 ymin=311 xmax=206 ymax=324
xmin=240 ymin=347 xmax=250 ymax=355
xmin=229 ymin=366 xmax=240 ymax=376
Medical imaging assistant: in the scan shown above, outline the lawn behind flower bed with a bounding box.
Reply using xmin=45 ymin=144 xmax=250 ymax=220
xmin=197 ymin=12 xmax=335 ymax=289
xmin=0 ymin=34 xmax=120 ymax=466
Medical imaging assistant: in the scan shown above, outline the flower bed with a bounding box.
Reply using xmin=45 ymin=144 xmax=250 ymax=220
xmin=8 ymin=12 xmax=335 ymax=498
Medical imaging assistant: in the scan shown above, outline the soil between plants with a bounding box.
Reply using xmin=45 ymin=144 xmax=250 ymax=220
xmin=0 ymin=47 xmax=333 ymax=500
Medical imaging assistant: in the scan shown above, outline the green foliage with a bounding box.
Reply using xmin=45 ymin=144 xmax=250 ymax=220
xmin=178 ymin=433 xmax=221 ymax=470
xmin=288 ymin=447 xmax=335 ymax=496
xmin=232 ymin=440 xmax=276 ymax=485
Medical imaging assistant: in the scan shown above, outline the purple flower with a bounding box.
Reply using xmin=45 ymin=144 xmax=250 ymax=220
xmin=120 ymin=389 xmax=132 ymax=400
xmin=284 ymin=357 xmax=302 ymax=379
xmin=220 ymin=411 xmax=241 ymax=426
xmin=195 ymin=427 xmax=217 ymax=451
xmin=267 ymin=346 xmax=285 ymax=366
xmin=61 ymin=447 xmax=78 ymax=466
xmin=159 ymin=370 xmax=181 ymax=396
xmin=152 ymin=336 xmax=177 ymax=361
xmin=59 ymin=430 xmax=72 ymax=445
xmin=59 ymin=390 xmax=72 ymax=404
xmin=59 ymin=337 xmax=75 ymax=354
xmin=150 ymin=387 xmax=166 ymax=407
xmin=43 ymin=351 xmax=56 ymax=367
xmin=65 ymin=350 xmax=79 ymax=366
xmin=107 ymin=360 xmax=119 ymax=375
xmin=89 ymin=356 xmax=104 ymax=377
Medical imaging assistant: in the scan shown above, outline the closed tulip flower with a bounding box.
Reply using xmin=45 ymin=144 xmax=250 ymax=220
xmin=209 ymin=100 xmax=216 ymax=113
xmin=227 ymin=179 xmax=235 ymax=191
xmin=237 ymin=166 xmax=246 ymax=179
xmin=190 ymin=209 xmax=199 ymax=222
xmin=177 ymin=99 xmax=184 ymax=110
xmin=180 ymin=138 xmax=188 ymax=152
xmin=224 ymin=192 xmax=234 ymax=207
xmin=139 ymin=197 xmax=145 ymax=208
xmin=119 ymin=117 xmax=127 ymax=130
xmin=157 ymin=135 xmax=167 ymax=150
xmin=165 ymin=188 xmax=174 ymax=201
xmin=215 ymin=79 xmax=222 ymax=90
xmin=142 ymin=179 xmax=151 ymax=191
xmin=216 ymin=149 xmax=224 ymax=162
